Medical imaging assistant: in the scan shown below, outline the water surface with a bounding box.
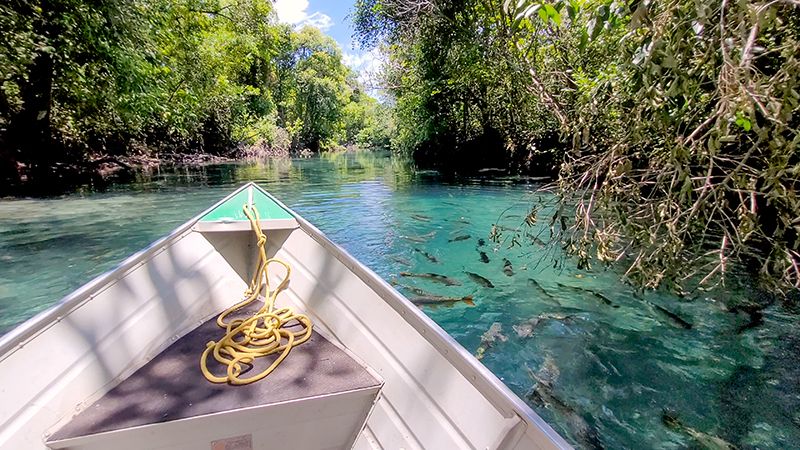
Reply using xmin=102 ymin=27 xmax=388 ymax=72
xmin=1 ymin=153 xmax=798 ymax=449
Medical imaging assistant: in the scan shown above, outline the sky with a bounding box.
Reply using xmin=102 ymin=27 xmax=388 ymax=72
xmin=272 ymin=0 xmax=383 ymax=88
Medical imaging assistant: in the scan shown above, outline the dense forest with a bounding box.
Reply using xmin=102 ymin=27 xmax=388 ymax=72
xmin=0 ymin=0 xmax=391 ymax=192
xmin=353 ymin=0 xmax=799 ymax=294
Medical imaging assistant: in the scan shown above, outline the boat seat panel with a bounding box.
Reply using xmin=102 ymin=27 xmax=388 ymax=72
xmin=195 ymin=184 xmax=298 ymax=232
xmin=48 ymin=303 xmax=381 ymax=443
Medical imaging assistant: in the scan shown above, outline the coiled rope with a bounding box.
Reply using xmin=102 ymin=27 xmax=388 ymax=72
xmin=200 ymin=202 xmax=312 ymax=385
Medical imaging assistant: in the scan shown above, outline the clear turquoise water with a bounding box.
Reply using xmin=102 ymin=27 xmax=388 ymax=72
xmin=1 ymin=153 xmax=798 ymax=449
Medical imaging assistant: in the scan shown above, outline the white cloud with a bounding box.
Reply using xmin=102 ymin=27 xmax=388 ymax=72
xmin=274 ymin=0 xmax=333 ymax=31
xmin=342 ymin=52 xmax=369 ymax=69
xmin=344 ymin=48 xmax=383 ymax=72
xmin=304 ymin=12 xmax=333 ymax=31
xmin=344 ymin=48 xmax=387 ymax=98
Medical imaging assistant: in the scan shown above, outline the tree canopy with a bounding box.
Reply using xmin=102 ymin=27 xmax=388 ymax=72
xmin=354 ymin=0 xmax=800 ymax=294
xmin=0 ymin=0 xmax=391 ymax=191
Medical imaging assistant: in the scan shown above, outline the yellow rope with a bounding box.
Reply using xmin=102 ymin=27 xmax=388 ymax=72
xmin=200 ymin=203 xmax=312 ymax=385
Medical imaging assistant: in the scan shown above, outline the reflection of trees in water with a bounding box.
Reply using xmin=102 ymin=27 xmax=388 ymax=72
xmin=119 ymin=153 xmax=416 ymax=192
xmin=319 ymin=151 xmax=414 ymax=188
xmin=232 ymin=159 xmax=300 ymax=184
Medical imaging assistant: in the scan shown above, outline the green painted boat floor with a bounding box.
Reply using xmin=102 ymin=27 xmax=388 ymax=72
xmin=200 ymin=185 xmax=293 ymax=222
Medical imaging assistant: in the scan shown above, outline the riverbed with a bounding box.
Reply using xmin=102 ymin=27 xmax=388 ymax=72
xmin=1 ymin=153 xmax=797 ymax=449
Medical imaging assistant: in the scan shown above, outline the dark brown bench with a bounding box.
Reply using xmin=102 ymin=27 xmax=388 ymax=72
xmin=48 ymin=304 xmax=381 ymax=449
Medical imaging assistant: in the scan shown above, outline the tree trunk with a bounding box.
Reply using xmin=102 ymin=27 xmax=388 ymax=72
xmin=7 ymin=0 xmax=56 ymax=180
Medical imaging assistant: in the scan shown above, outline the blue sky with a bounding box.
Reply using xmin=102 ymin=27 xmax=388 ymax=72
xmin=273 ymin=0 xmax=382 ymax=86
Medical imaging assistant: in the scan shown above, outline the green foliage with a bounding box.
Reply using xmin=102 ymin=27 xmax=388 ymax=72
xmin=354 ymin=0 xmax=555 ymax=170
xmin=534 ymin=0 xmax=800 ymax=294
xmin=355 ymin=0 xmax=800 ymax=294
xmin=0 ymin=0 xmax=389 ymax=187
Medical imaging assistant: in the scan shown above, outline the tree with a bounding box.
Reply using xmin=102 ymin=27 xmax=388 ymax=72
xmin=355 ymin=0 xmax=800 ymax=294
xmin=291 ymin=27 xmax=350 ymax=151
xmin=0 ymin=0 xmax=391 ymax=193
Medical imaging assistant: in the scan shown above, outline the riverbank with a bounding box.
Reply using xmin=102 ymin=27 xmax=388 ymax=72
xmin=1 ymin=142 xmax=324 ymax=197
xmin=3 ymin=152 xmax=229 ymax=197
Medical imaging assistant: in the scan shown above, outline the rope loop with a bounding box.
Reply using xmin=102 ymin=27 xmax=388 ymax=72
xmin=200 ymin=202 xmax=312 ymax=385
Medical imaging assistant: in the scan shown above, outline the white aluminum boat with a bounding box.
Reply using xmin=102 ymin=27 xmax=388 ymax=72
xmin=0 ymin=183 xmax=570 ymax=450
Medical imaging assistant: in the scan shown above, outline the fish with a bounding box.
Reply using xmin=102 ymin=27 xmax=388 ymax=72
xmin=399 ymin=271 xmax=461 ymax=286
xmin=410 ymin=295 xmax=474 ymax=307
xmin=478 ymin=251 xmax=490 ymax=263
xmin=527 ymin=279 xmax=563 ymax=306
xmin=555 ymin=282 xmax=587 ymax=295
xmin=503 ymin=258 xmax=514 ymax=276
xmin=475 ymin=322 xmax=507 ymax=360
xmin=391 ymin=256 xmax=412 ymax=266
xmin=402 ymin=231 xmax=436 ymax=243
xmin=477 ymin=238 xmax=486 ymax=247
xmin=513 ymin=313 xmax=575 ymax=338
xmin=527 ymin=358 xmax=605 ymax=450
xmin=556 ymin=283 xmax=620 ymax=308
xmin=396 ymin=284 xmax=476 ymax=308
xmin=728 ymin=303 xmax=765 ymax=333
xmin=532 ymin=236 xmax=547 ymax=247
xmin=448 ymin=234 xmax=471 ymax=243
xmin=410 ymin=214 xmax=431 ymax=222
xmin=592 ymin=292 xmax=614 ymax=306
xmin=528 ymin=278 xmax=554 ymax=299
xmin=413 ymin=248 xmax=440 ymax=263
xmin=465 ymin=271 xmax=494 ymax=288
xmin=495 ymin=224 xmax=519 ymax=232
xmin=392 ymin=282 xmax=433 ymax=297
xmin=647 ymin=301 xmax=693 ymax=329
xmin=662 ymin=410 xmax=737 ymax=450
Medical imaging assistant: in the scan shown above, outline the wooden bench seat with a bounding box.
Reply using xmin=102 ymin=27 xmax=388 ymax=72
xmin=47 ymin=303 xmax=382 ymax=450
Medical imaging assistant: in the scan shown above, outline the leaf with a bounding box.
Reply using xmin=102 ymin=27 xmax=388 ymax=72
xmin=544 ymin=4 xmax=561 ymax=25
xmin=567 ymin=2 xmax=578 ymax=21
xmin=579 ymin=29 xmax=589 ymax=51
xmin=538 ymin=7 xmax=549 ymax=23
xmin=735 ymin=114 xmax=752 ymax=132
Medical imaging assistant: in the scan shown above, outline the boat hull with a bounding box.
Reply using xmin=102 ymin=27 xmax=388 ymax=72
xmin=0 ymin=184 xmax=570 ymax=450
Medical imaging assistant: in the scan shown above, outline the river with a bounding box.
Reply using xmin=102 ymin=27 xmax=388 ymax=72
xmin=1 ymin=153 xmax=798 ymax=449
